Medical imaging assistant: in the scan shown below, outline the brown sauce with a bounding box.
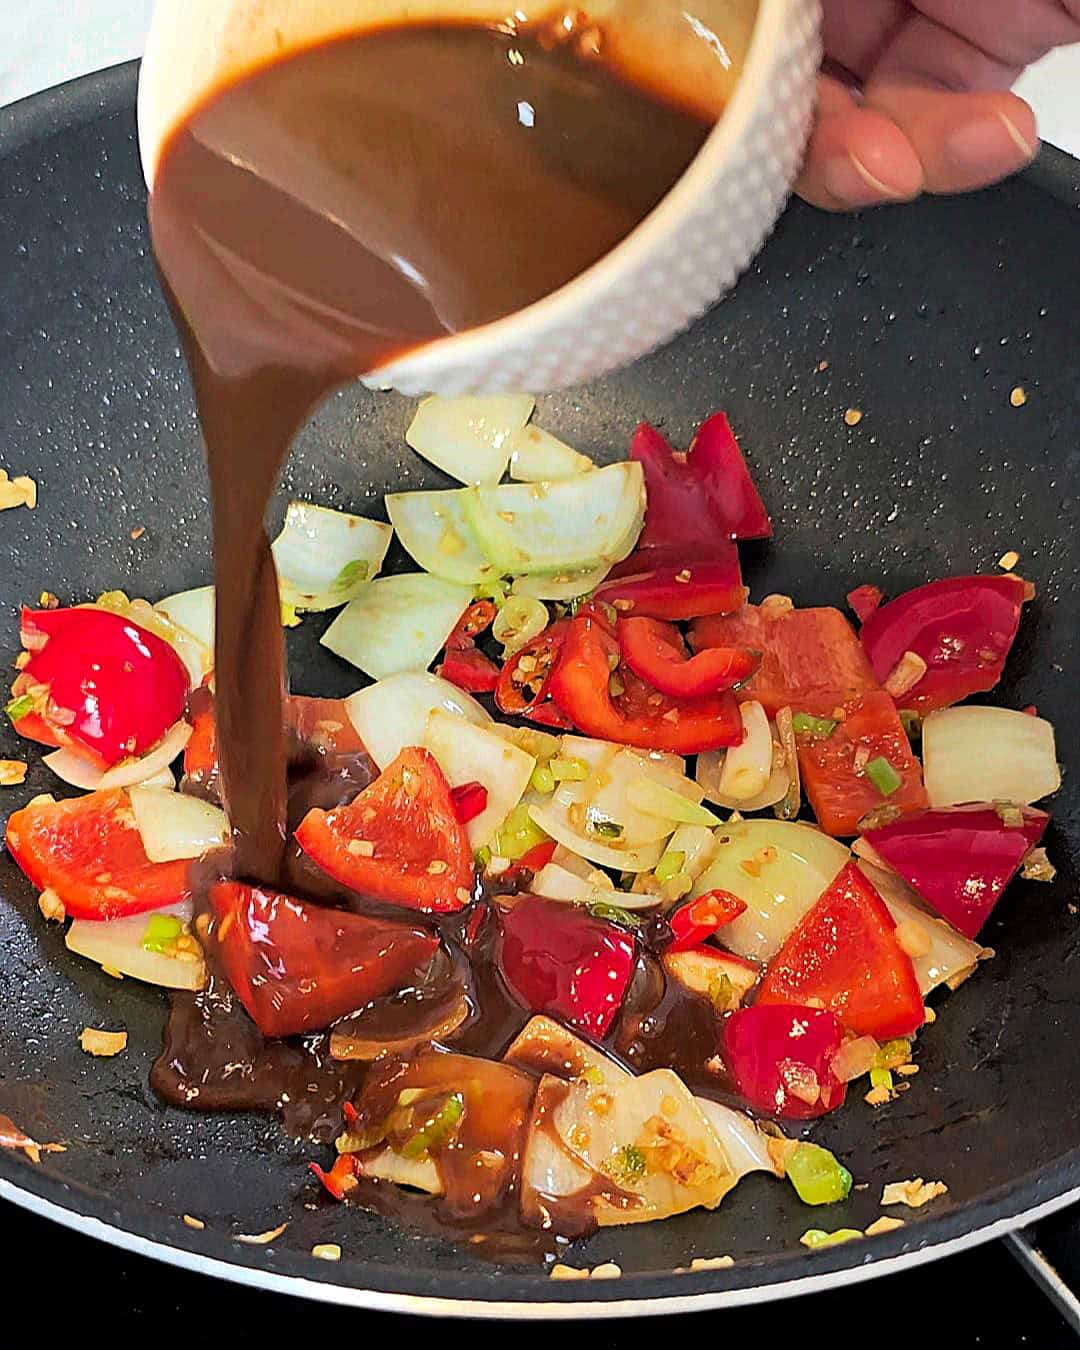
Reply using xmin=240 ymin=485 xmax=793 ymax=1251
xmin=147 ymin=14 xmax=746 ymax=1257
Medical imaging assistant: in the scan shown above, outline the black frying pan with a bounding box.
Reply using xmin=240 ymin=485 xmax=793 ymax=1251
xmin=0 ymin=62 xmax=1078 ymax=1318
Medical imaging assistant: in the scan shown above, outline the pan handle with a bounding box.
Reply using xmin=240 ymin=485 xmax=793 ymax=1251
xmin=1005 ymin=1229 xmax=1080 ymax=1337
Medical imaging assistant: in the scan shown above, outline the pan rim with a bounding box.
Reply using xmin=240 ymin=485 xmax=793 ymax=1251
xmin=2 ymin=58 xmax=1079 ymax=1315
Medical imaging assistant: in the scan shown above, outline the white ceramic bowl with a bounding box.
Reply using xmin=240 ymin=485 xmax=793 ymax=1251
xmin=138 ymin=0 xmax=821 ymax=395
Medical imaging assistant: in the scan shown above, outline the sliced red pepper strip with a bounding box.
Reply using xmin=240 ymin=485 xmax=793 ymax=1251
xmin=494 ymin=620 xmax=568 ymax=716
xmin=295 ymin=746 xmax=474 ymax=913
xmin=548 ymin=606 xmax=743 ymax=753
xmin=503 ymin=839 xmax=557 ymax=880
xmin=617 ymin=616 xmax=759 ymax=699
xmin=859 ymin=574 xmax=1027 ymax=712
xmin=847 ymin=584 xmax=884 ymax=624
xmin=5 ymin=787 xmax=192 ymax=920
xmin=18 ymin=606 xmax=190 ymax=766
xmin=210 ymin=880 xmax=439 ymax=1037
xmin=667 ymin=889 xmax=747 ymax=950
xmin=310 ymin=1155 xmax=358 ymax=1201
xmin=438 ymin=644 xmax=501 ymax=694
xmin=595 ymin=545 xmax=746 ymax=622
xmin=631 ymin=414 xmax=771 ymax=549
xmin=757 ymin=862 xmax=924 ymax=1039
xmin=497 ymin=894 xmax=636 ymax=1038
xmin=796 ymin=691 xmax=928 ymax=837
xmin=723 ymin=1004 xmax=847 ymax=1120
xmin=691 ymin=603 xmax=881 ymax=718
xmin=446 ymin=600 xmax=497 ymax=650
xmin=450 ymin=780 xmax=489 ymax=825
xmin=862 ymin=804 xmax=1049 ymax=938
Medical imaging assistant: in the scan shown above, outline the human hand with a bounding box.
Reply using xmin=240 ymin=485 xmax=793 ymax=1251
xmin=799 ymin=0 xmax=1080 ymax=208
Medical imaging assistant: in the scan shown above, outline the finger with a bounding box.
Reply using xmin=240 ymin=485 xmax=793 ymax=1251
xmin=796 ymin=76 xmax=924 ymax=210
xmin=820 ymin=0 xmax=906 ymax=80
xmin=910 ymin=0 xmax=1080 ymax=72
xmin=865 ymin=81 xmax=1038 ymax=195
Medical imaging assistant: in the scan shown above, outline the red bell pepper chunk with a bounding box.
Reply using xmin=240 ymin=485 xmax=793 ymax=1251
xmin=594 ymin=544 xmax=746 ymax=621
xmin=5 ymin=787 xmax=192 ymax=920
xmin=295 ymin=747 xmax=474 ymax=913
xmin=210 ymin=880 xmax=439 ymax=1038
xmin=862 ymin=804 xmax=1050 ymax=938
xmin=757 ymin=862 xmax=924 ymax=1039
xmin=631 ymin=414 xmax=771 ymax=549
xmin=445 ymin=599 xmax=497 ymax=650
xmin=310 ymin=1154 xmax=358 ymax=1201
xmin=691 ymin=603 xmax=881 ymax=718
xmin=494 ymin=621 xmax=568 ymax=716
xmin=548 ymin=605 xmax=743 ymax=753
xmin=508 ymin=840 xmax=557 ymax=875
xmin=723 ymin=1004 xmax=847 ymax=1120
xmin=16 ymin=605 xmax=190 ymax=767
xmin=450 ymin=780 xmax=489 ymax=825
xmin=438 ymin=644 xmax=501 ymax=694
xmin=859 ymin=574 xmax=1027 ymax=712
xmin=617 ymin=616 xmax=759 ymax=699
xmin=497 ymin=894 xmax=636 ymax=1038
xmin=668 ymin=889 xmax=747 ymax=950
xmin=847 ymin=584 xmax=884 ymax=623
xmin=796 ymin=691 xmax=928 ymax=837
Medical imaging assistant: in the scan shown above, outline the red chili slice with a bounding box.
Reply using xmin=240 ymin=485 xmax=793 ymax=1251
xmin=438 ymin=645 xmax=501 ymax=694
xmin=667 ymin=889 xmax=747 ymax=950
xmin=617 ymin=616 xmax=759 ymax=699
xmin=450 ymin=780 xmax=489 ymax=825
xmin=445 ymin=600 xmax=497 ymax=650
xmin=494 ymin=620 xmax=568 ymax=716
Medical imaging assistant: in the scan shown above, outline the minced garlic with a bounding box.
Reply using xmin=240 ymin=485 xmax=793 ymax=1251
xmin=79 ymin=1027 xmax=128 ymax=1057
xmin=881 ymin=1178 xmax=948 ymax=1208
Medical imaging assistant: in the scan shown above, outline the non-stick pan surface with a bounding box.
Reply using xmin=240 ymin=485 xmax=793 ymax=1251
xmin=0 ymin=63 xmax=1078 ymax=1317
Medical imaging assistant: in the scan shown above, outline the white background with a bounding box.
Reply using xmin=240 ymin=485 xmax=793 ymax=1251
xmin=1 ymin=1 xmax=1079 ymax=156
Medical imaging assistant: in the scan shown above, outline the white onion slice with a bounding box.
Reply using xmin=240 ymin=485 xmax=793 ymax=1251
xmin=697 ymin=744 xmax=791 ymax=813
xmin=510 ymin=566 xmax=610 ymax=603
xmin=155 ymin=585 xmax=215 ymax=654
xmin=65 ymin=901 xmax=204 ymax=991
xmin=508 ymin=425 xmax=595 ymax=481
xmin=528 ymin=798 xmax=665 ymax=873
xmin=717 ymin=701 xmax=772 ymax=802
xmin=532 ymin=862 xmax=661 ymax=910
xmin=356 ymin=1146 xmax=443 ymax=1195
xmin=922 ymin=705 xmax=1060 ymax=807
xmin=554 ymin=736 xmax=694 ymax=848
xmin=423 ymin=709 xmax=535 ymax=850
xmin=690 ymin=819 xmax=850 ymax=961
xmin=626 ymin=775 xmax=719 ymax=828
xmin=321 ymin=574 xmax=473 ymax=681
xmin=44 ymin=720 xmax=192 ymax=792
xmin=344 ymin=672 xmax=491 ymax=771
xmin=384 ymin=488 xmax=498 ymax=585
xmin=666 ymin=824 xmax=718 ymax=883
xmin=129 ymin=786 xmax=229 ymax=862
xmin=693 ymin=1097 xmax=778 ymax=1178
xmin=271 ymin=501 xmax=391 ymax=612
xmin=857 ymin=860 xmax=989 ymax=995
xmin=406 ymin=394 xmax=535 ymax=485
xmin=99 ymin=721 xmax=193 ymax=789
xmin=462 ymin=462 xmax=645 ymax=576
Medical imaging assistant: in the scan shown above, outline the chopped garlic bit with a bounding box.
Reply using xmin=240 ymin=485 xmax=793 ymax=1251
xmin=884 ymin=651 xmax=928 ymax=700
xmin=79 ymin=1026 xmax=128 ymax=1057
xmin=689 ymin=1255 xmax=735 ymax=1271
xmin=0 ymin=759 xmax=28 ymax=786
xmin=0 ymin=470 xmax=38 ymax=511
xmin=881 ymin=1178 xmax=948 ymax=1209
xmin=182 ymin=1214 xmax=206 ymax=1231
xmin=0 ymin=1111 xmax=66 ymax=1165
xmin=1010 ymin=386 xmax=1027 ymax=408
xmin=549 ymin=1263 xmax=590 ymax=1280
xmin=1021 ymin=847 xmax=1056 ymax=883
xmin=998 ymin=549 xmax=1020 ymax=571
xmin=589 ymin=1262 xmax=622 ymax=1279
xmin=844 ymin=408 xmax=863 ymax=427
xmin=234 ymin=1222 xmax=289 ymax=1245
xmin=37 ymin=889 xmax=65 ymax=923
xmin=865 ymin=1216 xmax=905 ymax=1237
xmin=312 ymin=1243 xmax=342 ymax=1262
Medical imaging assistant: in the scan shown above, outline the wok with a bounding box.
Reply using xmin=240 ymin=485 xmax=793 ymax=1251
xmin=0 ymin=61 xmax=1078 ymax=1318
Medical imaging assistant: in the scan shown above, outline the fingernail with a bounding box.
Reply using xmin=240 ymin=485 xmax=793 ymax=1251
xmin=947 ymin=114 xmax=1037 ymax=176
xmin=823 ymin=152 xmax=905 ymax=206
